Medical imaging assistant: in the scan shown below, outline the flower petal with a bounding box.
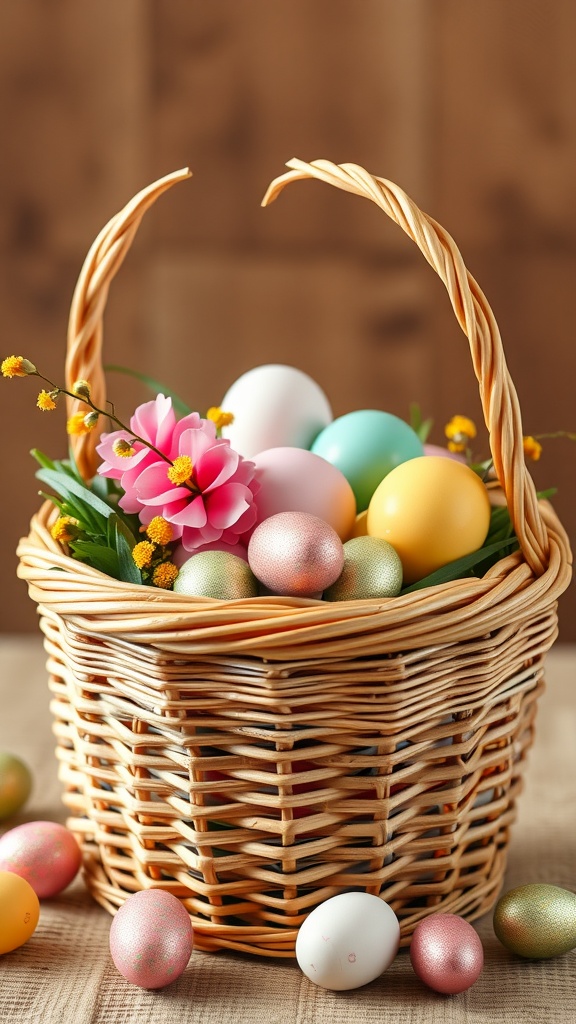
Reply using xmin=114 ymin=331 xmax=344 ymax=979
xmin=195 ymin=444 xmax=239 ymax=492
xmin=204 ymin=482 xmax=253 ymax=530
xmin=135 ymin=462 xmax=191 ymax=505
xmin=170 ymin=495 xmax=208 ymax=528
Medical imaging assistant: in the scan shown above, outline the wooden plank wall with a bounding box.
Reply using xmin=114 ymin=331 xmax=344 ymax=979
xmin=0 ymin=0 xmax=574 ymax=637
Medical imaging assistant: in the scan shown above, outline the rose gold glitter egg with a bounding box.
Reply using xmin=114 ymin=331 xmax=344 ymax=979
xmin=109 ymin=889 xmax=193 ymax=989
xmin=409 ymin=914 xmax=484 ymax=994
xmin=0 ymin=820 xmax=82 ymax=898
xmin=247 ymin=511 xmax=344 ymax=597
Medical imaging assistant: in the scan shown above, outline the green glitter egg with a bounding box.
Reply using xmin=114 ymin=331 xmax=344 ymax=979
xmin=173 ymin=551 xmax=258 ymax=600
xmin=493 ymin=883 xmax=576 ymax=959
xmin=323 ymin=535 xmax=403 ymax=601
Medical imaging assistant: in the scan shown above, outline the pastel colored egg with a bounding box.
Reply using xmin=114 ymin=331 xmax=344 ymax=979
xmin=350 ymin=510 xmax=368 ymax=537
xmin=311 ymin=410 xmax=423 ymax=511
xmin=172 ymin=540 xmax=248 ymax=567
xmin=324 ymin=536 xmax=403 ymax=601
xmin=0 ymin=820 xmax=82 ymax=899
xmin=296 ymin=891 xmax=400 ymax=990
xmin=220 ymin=364 xmax=332 ymax=457
xmin=410 ymin=914 xmax=484 ymax=994
xmin=367 ymin=456 xmax=491 ymax=585
xmin=248 ymin=512 xmax=344 ymax=597
xmin=493 ymin=883 xmax=576 ymax=959
xmin=173 ymin=550 xmax=258 ymax=599
xmin=251 ymin=447 xmax=356 ymax=540
xmin=109 ymin=889 xmax=193 ymax=989
xmin=0 ymin=752 xmax=32 ymax=821
xmin=0 ymin=869 xmax=40 ymax=954
xmin=424 ymin=443 xmax=466 ymax=462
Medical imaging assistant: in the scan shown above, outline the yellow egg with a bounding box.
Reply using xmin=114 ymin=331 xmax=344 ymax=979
xmin=324 ymin=536 xmax=403 ymax=601
xmin=0 ymin=870 xmax=40 ymax=954
xmin=173 ymin=551 xmax=258 ymax=599
xmin=367 ymin=456 xmax=491 ymax=585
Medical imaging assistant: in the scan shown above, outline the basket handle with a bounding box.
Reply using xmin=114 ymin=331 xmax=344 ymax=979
xmin=262 ymin=159 xmax=550 ymax=577
xmin=65 ymin=159 xmax=550 ymax=577
xmin=65 ymin=167 xmax=192 ymax=481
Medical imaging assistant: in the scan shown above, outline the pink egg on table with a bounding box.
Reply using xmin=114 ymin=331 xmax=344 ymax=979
xmin=251 ymin=447 xmax=356 ymax=540
xmin=0 ymin=820 xmax=82 ymax=899
xmin=109 ymin=889 xmax=193 ymax=989
xmin=248 ymin=511 xmax=344 ymax=597
xmin=409 ymin=914 xmax=484 ymax=994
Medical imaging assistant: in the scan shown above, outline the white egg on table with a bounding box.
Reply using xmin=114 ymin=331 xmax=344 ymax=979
xmin=220 ymin=364 xmax=332 ymax=457
xmin=296 ymin=891 xmax=400 ymax=990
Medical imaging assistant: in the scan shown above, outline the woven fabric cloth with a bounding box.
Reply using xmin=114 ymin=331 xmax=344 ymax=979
xmin=1 ymin=637 xmax=574 ymax=1024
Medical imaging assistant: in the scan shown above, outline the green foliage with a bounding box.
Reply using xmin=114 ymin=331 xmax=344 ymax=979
xmin=104 ymin=364 xmax=193 ymax=416
xmin=32 ymin=449 xmax=142 ymax=584
xmin=408 ymin=402 xmax=434 ymax=444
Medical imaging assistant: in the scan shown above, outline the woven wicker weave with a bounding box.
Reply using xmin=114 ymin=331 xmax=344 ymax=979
xmin=17 ymin=160 xmax=572 ymax=957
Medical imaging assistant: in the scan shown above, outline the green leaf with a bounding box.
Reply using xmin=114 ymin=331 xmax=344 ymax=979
xmin=114 ymin=523 xmax=142 ymax=585
xmin=69 ymin=540 xmax=120 ymax=576
xmin=400 ymin=535 xmax=519 ymax=594
xmin=36 ymin=468 xmax=118 ymax=520
xmin=105 ymin=364 xmax=192 ymax=416
xmin=409 ymin=402 xmax=433 ymax=443
xmin=31 ymin=448 xmax=57 ymax=471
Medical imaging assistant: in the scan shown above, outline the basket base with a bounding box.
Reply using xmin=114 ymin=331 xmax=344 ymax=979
xmin=74 ymin=830 xmax=509 ymax=957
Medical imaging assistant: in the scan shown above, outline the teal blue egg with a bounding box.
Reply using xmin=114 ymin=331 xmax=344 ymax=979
xmin=311 ymin=410 xmax=424 ymax=512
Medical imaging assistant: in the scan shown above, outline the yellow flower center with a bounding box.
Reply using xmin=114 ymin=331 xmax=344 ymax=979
xmin=168 ymin=455 xmax=194 ymax=486
xmin=152 ymin=562 xmax=179 ymax=590
xmin=523 ymin=435 xmax=542 ymax=462
xmin=445 ymin=415 xmax=477 ymax=442
xmin=132 ymin=540 xmax=156 ymax=569
xmin=145 ymin=516 xmax=174 ymax=546
xmin=2 ymin=355 xmax=36 ymax=377
xmin=50 ymin=515 xmax=79 ymax=543
xmin=206 ymin=406 xmax=235 ymax=431
xmin=37 ymin=390 xmax=57 ymax=411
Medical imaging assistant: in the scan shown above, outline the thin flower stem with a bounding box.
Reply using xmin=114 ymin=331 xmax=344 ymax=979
xmin=34 ymin=371 xmax=173 ymax=465
xmin=33 ymin=371 xmax=199 ymax=494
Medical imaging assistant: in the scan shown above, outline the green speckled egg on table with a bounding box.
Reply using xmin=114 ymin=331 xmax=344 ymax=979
xmin=493 ymin=883 xmax=576 ymax=959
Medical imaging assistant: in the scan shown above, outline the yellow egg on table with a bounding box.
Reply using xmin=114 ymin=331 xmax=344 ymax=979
xmin=0 ymin=869 xmax=40 ymax=954
xmin=367 ymin=456 xmax=491 ymax=585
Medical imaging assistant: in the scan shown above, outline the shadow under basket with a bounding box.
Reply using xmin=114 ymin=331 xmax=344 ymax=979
xmin=17 ymin=159 xmax=572 ymax=956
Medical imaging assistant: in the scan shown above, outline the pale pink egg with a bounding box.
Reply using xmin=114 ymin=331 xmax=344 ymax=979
xmin=251 ymin=447 xmax=356 ymax=540
xmin=109 ymin=889 xmax=193 ymax=989
xmin=0 ymin=820 xmax=82 ymax=898
xmin=409 ymin=914 xmax=484 ymax=994
xmin=424 ymin=443 xmax=466 ymax=463
xmin=248 ymin=512 xmax=344 ymax=597
xmin=172 ymin=539 xmax=248 ymax=567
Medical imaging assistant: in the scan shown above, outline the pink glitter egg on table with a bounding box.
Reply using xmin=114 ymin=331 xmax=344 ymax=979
xmin=0 ymin=820 xmax=82 ymax=898
xmin=109 ymin=889 xmax=193 ymax=989
xmin=247 ymin=511 xmax=344 ymax=597
xmin=409 ymin=914 xmax=484 ymax=994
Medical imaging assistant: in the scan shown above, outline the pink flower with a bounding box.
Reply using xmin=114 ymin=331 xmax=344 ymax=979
xmin=96 ymin=395 xmax=259 ymax=551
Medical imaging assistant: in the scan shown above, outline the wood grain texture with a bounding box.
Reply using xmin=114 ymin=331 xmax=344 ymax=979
xmin=0 ymin=0 xmax=574 ymax=635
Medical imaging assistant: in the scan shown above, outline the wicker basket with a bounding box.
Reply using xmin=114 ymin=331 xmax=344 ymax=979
xmin=17 ymin=160 xmax=572 ymax=957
